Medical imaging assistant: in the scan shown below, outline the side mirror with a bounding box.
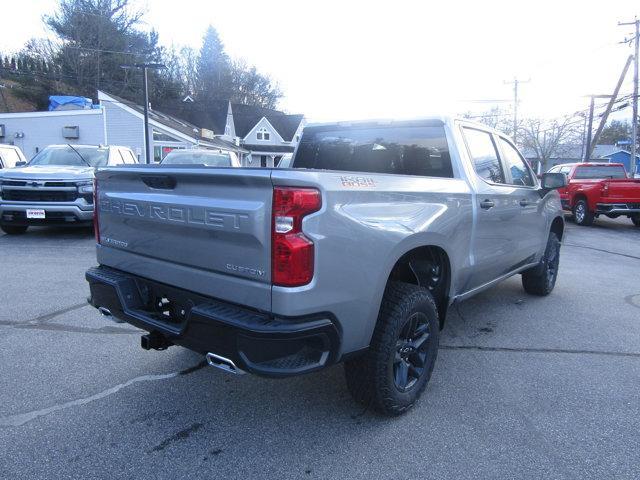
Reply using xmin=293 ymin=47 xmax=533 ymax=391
xmin=15 ymin=161 xmax=27 ymax=167
xmin=541 ymin=172 xmax=567 ymax=190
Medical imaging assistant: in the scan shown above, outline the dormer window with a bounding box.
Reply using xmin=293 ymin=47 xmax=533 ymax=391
xmin=257 ymin=127 xmax=270 ymax=141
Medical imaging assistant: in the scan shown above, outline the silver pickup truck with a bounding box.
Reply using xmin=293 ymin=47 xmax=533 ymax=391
xmin=86 ymin=117 xmax=567 ymax=415
xmin=0 ymin=144 xmax=137 ymax=234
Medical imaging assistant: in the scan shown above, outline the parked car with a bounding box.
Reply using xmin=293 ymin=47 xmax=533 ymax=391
xmin=86 ymin=117 xmax=566 ymax=415
xmin=0 ymin=144 xmax=137 ymax=235
xmin=548 ymin=162 xmax=640 ymax=226
xmin=0 ymin=144 xmax=27 ymax=169
xmin=161 ymin=149 xmax=241 ymax=167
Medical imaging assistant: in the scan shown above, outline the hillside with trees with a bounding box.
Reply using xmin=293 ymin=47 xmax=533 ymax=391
xmin=0 ymin=0 xmax=282 ymax=111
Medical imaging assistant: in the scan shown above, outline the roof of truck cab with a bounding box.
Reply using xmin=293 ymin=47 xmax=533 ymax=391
xmin=555 ymin=162 xmax=625 ymax=168
xmin=304 ymin=116 xmax=504 ymax=133
xmin=306 ymin=116 xmax=452 ymax=128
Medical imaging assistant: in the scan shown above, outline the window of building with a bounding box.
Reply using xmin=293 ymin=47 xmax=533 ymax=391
xmin=463 ymin=128 xmax=505 ymax=184
xmin=257 ymin=127 xmax=270 ymax=141
xmin=498 ymin=137 xmax=534 ymax=186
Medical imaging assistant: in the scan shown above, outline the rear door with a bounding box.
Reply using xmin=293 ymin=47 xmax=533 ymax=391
xmin=495 ymin=135 xmax=546 ymax=262
xmin=462 ymin=127 xmax=522 ymax=289
xmin=95 ymin=167 xmax=274 ymax=311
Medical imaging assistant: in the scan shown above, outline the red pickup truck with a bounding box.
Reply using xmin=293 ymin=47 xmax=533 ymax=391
xmin=547 ymin=162 xmax=640 ymax=227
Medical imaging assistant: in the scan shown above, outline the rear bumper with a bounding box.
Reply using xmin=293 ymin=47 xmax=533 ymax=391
xmin=85 ymin=266 xmax=341 ymax=377
xmin=595 ymin=202 xmax=640 ymax=215
xmin=0 ymin=202 xmax=93 ymax=226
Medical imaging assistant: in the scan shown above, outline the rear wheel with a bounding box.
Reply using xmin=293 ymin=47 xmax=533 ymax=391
xmin=632 ymin=215 xmax=640 ymax=227
xmin=1 ymin=225 xmax=28 ymax=235
xmin=344 ymin=282 xmax=439 ymax=416
xmin=522 ymin=232 xmax=561 ymax=296
xmin=572 ymin=199 xmax=594 ymax=226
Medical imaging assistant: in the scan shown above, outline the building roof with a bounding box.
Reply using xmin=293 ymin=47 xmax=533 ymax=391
xmin=154 ymin=99 xmax=304 ymax=142
xmin=599 ymin=149 xmax=640 ymax=159
xmin=242 ymin=144 xmax=295 ymax=153
xmin=230 ymin=103 xmax=303 ymax=141
xmin=155 ymin=99 xmax=229 ymax=135
xmin=98 ymin=91 xmax=248 ymax=153
xmin=522 ymin=144 xmax=622 ymax=161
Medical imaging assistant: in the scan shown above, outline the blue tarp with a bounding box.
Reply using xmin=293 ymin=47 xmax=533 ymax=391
xmin=48 ymin=96 xmax=96 ymax=111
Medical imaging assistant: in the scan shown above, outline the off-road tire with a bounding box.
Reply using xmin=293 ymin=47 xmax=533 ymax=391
xmin=344 ymin=282 xmax=440 ymax=416
xmin=572 ymin=199 xmax=594 ymax=226
xmin=1 ymin=225 xmax=28 ymax=235
xmin=522 ymin=232 xmax=561 ymax=296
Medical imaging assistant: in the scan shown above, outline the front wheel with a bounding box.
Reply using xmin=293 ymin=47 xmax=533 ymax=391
xmin=522 ymin=232 xmax=561 ymax=296
xmin=632 ymin=215 xmax=640 ymax=227
xmin=344 ymin=282 xmax=439 ymax=416
xmin=572 ymin=199 xmax=594 ymax=226
xmin=1 ymin=225 xmax=28 ymax=235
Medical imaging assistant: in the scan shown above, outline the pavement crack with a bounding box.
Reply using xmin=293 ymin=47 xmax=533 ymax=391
xmin=0 ymin=361 xmax=207 ymax=428
xmin=440 ymin=344 xmax=640 ymax=359
xmin=563 ymin=243 xmax=640 ymax=261
xmin=0 ymin=302 xmax=138 ymax=335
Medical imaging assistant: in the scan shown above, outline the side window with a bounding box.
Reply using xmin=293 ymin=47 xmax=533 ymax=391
xmin=498 ymin=137 xmax=534 ymax=186
xmin=463 ymin=128 xmax=505 ymax=184
xmin=122 ymin=149 xmax=135 ymax=164
xmin=111 ymin=150 xmax=123 ymax=165
xmin=548 ymin=166 xmax=559 ymax=173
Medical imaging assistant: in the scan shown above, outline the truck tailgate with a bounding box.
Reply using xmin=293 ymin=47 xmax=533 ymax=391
xmin=95 ymin=167 xmax=273 ymax=311
xmin=604 ymin=178 xmax=640 ymax=202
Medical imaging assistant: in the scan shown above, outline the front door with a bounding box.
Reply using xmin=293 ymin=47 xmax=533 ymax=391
xmin=495 ymin=136 xmax=546 ymax=264
xmin=462 ymin=127 xmax=522 ymax=290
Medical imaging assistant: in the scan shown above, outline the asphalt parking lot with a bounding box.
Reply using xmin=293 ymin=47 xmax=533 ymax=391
xmin=1 ymin=217 xmax=639 ymax=479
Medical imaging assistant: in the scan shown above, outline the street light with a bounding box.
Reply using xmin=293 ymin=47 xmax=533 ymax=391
xmin=121 ymin=63 xmax=166 ymax=164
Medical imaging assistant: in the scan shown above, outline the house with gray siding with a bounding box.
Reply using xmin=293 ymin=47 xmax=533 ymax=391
xmin=0 ymin=91 xmax=247 ymax=163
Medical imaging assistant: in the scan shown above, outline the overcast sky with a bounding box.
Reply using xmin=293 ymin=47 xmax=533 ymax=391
xmin=2 ymin=0 xmax=639 ymax=122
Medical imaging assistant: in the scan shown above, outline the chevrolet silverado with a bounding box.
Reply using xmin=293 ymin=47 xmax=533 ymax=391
xmin=86 ymin=117 xmax=567 ymax=415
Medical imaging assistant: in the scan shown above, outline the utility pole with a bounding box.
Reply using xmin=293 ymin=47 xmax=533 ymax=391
xmin=120 ymin=63 xmax=166 ymax=164
xmin=585 ymin=96 xmax=595 ymax=161
xmin=504 ymin=77 xmax=530 ymax=143
xmin=588 ymin=55 xmax=633 ymax=160
xmin=619 ymin=18 xmax=639 ymax=175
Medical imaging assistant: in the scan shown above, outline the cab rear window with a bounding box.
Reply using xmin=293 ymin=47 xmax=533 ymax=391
xmin=293 ymin=125 xmax=453 ymax=178
xmin=573 ymin=166 xmax=627 ymax=179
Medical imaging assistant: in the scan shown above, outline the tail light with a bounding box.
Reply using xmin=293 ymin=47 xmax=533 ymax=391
xmin=93 ymin=178 xmax=100 ymax=244
xmin=272 ymin=187 xmax=321 ymax=287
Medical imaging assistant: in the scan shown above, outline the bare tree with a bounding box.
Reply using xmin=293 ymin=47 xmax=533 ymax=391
xmin=519 ymin=117 xmax=582 ymax=172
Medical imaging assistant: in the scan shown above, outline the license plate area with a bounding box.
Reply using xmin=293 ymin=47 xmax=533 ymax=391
xmin=26 ymin=209 xmax=46 ymax=219
xmin=134 ymin=278 xmax=194 ymax=326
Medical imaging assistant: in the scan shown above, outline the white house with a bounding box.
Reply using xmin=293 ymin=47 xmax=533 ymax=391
xmin=156 ymin=98 xmax=305 ymax=167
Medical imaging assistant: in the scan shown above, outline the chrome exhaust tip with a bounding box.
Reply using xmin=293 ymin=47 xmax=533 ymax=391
xmin=206 ymin=352 xmax=246 ymax=375
xmin=97 ymin=307 xmax=112 ymax=316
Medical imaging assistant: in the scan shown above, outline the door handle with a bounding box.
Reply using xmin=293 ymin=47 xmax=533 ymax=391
xmin=480 ymin=199 xmax=495 ymax=210
xmin=519 ymin=199 xmax=530 ymax=207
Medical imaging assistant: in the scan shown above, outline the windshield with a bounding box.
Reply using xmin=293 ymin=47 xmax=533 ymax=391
xmin=29 ymin=146 xmax=108 ymax=167
xmin=161 ymin=150 xmax=233 ymax=167
xmin=293 ymin=125 xmax=453 ymax=178
xmin=573 ymin=165 xmax=627 ymax=179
